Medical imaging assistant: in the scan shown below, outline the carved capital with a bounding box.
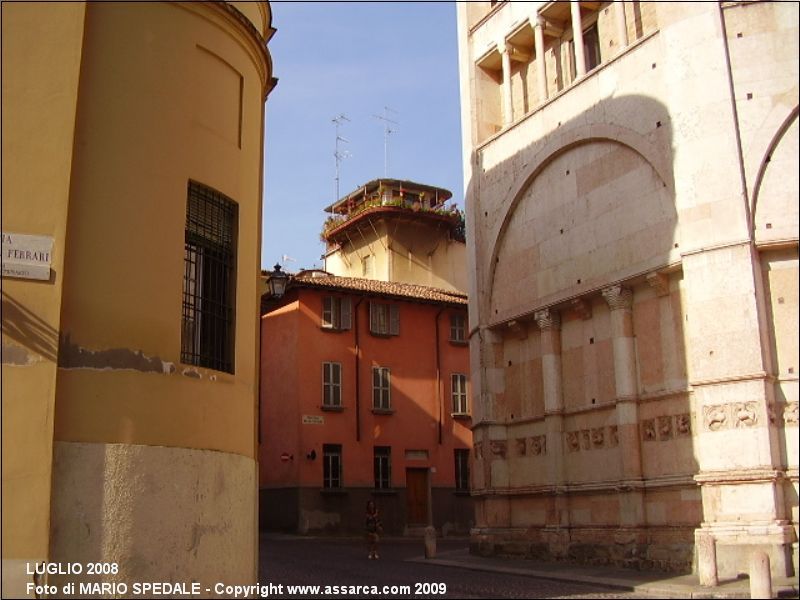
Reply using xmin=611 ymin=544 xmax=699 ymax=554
xmin=570 ymin=298 xmax=592 ymax=320
xmin=534 ymin=309 xmax=561 ymax=331
xmin=646 ymin=272 xmax=670 ymax=297
xmin=602 ymin=285 xmax=633 ymax=311
xmin=507 ymin=320 xmax=528 ymax=340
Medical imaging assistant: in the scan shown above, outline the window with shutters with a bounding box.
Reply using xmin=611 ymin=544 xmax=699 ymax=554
xmin=369 ymin=302 xmax=399 ymax=336
xmin=451 ymin=373 xmax=469 ymax=415
xmin=372 ymin=367 xmax=391 ymax=411
xmin=322 ymin=296 xmax=352 ymax=331
xmin=322 ymin=362 xmax=342 ymax=408
xmin=373 ymin=446 xmax=391 ymax=490
xmin=450 ymin=313 xmax=467 ymax=343
xmin=323 ymin=444 xmax=342 ymax=489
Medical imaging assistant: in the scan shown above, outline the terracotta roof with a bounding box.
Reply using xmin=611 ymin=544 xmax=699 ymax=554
xmin=286 ymin=271 xmax=468 ymax=306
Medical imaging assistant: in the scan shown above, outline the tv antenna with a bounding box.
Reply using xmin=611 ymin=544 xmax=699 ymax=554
xmin=372 ymin=107 xmax=398 ymax=177
xmin=332 ymin=114 xmax=351 ymax=201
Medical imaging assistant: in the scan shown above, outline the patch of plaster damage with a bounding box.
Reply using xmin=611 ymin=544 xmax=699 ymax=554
xmin=298 ymin=509 xmax=341 ymax=534
xmin=2 ymin=339 xmax=43 ymax=366
xmin=58 ymin=333 xmax=175 ymax=374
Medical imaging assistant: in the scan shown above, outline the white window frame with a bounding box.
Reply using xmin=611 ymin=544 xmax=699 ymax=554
xmin=322 ymin=296 xmax=352 ymax=330
xmin=322 ymin=362 xmax=342 ymax=408
xmin=373 ymin=367 xmax=391 ymax=410
xmin=452 ymin=373 xmax=468 ymax=415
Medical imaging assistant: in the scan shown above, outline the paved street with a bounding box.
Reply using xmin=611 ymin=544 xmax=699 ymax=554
xmin=258 ymin=534 xmax=653 ymax=599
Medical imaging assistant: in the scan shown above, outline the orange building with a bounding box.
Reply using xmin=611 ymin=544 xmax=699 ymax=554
xmin=259 ymin=271 xmax=473 ymax=535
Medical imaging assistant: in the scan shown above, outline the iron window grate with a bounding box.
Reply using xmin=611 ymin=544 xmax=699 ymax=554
xmin=181 ymin=181 xmax=238 ymax=373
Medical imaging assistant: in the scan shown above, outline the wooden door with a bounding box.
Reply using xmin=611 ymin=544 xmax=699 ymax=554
xmin=405 ymin=468 xmax=429 ymax=525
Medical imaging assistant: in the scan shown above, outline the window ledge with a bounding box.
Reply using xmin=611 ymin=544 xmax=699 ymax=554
xmin=371 ymin=489 xmax=398 ymax=496
xmin=369 ymin=331 xmax=396 ymax=339
xmin=453 ymin=490 xmax=471 ymax=497
xmin=449 ymin=339 xmax=468 ymax=347
xmin=321 ymin=405 xmax=345 ymax=412
xmin=372 ymin=408 xmax=395 ymax=415
xmin=452 ymin=413 xmax=472 ymax=421
xmin=320 ymin=488 xmax=348 ymax=496
xmin=320 ymin=326 xmax=349 ymax=333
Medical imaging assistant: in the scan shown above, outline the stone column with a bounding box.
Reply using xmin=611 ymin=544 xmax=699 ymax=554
xmin=535 ymin=308 xmax=569 ymax=557
xmin=614 ymin=0 xmax=628 ymax=53
xmin=499 ymin=40 xmax=513 ymax=126
xmin=602 ymin=285 xmax=645 ymax=529
xmin=570 ymin=0 xmax=586 ymax=79
xmin=533 ymin=16 xmax=548 ymax=104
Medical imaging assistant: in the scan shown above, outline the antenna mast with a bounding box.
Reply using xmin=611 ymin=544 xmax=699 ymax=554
xmin=372 ymin=106 xmax=398 ymax=177
xmin=332 ymin=114 xmax=351 ymax=201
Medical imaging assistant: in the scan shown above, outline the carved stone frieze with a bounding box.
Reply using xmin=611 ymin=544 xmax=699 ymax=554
xmin=566 ymin=431 xmax=580 ymax=452
xmin=642 ymin=419 xmax=657 ymax=441
xmin=675 ymin=413 xmax=691 ymax=437
xmin=474 ymin=442 xmax=483 ymax=460
xmin=529 ymin=435 xmax=547 ymax=455
xmin=591 ymin=427 xmax=605 ymax=448
xmin=732 ymin=402 xmax=758 ymax=428
xmin=608 ymin=425 xmax=619 ymax=447
xmin=581 ymin=429 xmax=591 ymax=451
xmin=516 ymin=438 xmax=527 ymax=456
xmin=489 ymin=440 xmax=507 ymax=458
xmin=703 ymin=404 xmax=728 ymax=431
xmin=657 ymin=415 xmax=673 ymax=440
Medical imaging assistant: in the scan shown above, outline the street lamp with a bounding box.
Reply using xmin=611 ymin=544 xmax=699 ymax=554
xmin=266 ymin=263 xmax=289 ymax=298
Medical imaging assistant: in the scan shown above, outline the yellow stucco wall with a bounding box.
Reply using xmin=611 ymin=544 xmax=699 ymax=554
xmin=3 ymin=1 xmax=273 ymax=595
xmin=1 ymin=3 xmax=87 ymax=592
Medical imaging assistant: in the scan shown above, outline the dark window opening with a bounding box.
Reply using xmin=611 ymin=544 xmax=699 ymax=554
xmin=181 ymin=181 xmax=237 ymax=373
xmin=323 ymin=444 xmax=342 ymax=489
xmin=454 ymin=449 xmax=470 ymax=491
xmin=374 ymin=446 xmax=391 ymax=490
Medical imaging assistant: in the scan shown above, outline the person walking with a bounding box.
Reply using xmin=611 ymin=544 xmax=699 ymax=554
xmin=365 ymin=500 xmax=382 ymax=559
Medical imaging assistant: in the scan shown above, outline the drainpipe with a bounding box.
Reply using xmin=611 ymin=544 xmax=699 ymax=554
xmin=354 ymin=297 xmax=364 ymax=442
xmin=435 ymin=307 xmax=446 ymax=445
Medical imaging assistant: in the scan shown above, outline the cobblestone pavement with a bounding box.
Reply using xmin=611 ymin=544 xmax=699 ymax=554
xmin=258 ymin=534 xmax=655 ymax=599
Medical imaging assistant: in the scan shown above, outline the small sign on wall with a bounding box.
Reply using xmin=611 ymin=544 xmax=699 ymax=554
xmin=302 ymin=415 xmax=324 ymax=425
xmin=2 ymin=232 xmax=53 ymax=281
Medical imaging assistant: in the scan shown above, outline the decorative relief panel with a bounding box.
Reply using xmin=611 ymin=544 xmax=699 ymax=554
xmin=591 ymin=427 xmax=605 ymax=448
xmin=703 ymin=404 xmax=728 ymax=431
xmin=702 ymin=403 xmax=764 ymax=431
xmin=732 ymin=402 xmax=758 ymax=428
xmin=529 ymin=435 xmax=547 ymax=455
xmin=489 ymin=440 xmax=507 ymax=458
xmin=474 ymin=442 xmax=483 ymax=460
xmin=608 ymin=425 xmax=619 ymax=447
xmin=657 ymin=416 xmax=673 ymax=440
xmin=642 ymin=413 xmax=693 ymax=441
xmin=785 ymin=402 xmax=799 ymax=426
xmin=565 ymin=427 xmax=616 ymax=452
xmin=642 ymin=419 xmax=657 ymax=441
xmin=515 ymin=438 xmax=527 ymax=456
xmin=566 ymin=431 xmax=580 ymax=452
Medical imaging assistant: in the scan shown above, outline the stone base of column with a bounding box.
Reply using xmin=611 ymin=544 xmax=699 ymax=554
xmin=695 ymin=523 xmax=796 ymax=579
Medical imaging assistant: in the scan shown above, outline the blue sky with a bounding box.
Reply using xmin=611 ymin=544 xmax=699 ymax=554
xmin=261 ymin=2 xmax=464 ymax=271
